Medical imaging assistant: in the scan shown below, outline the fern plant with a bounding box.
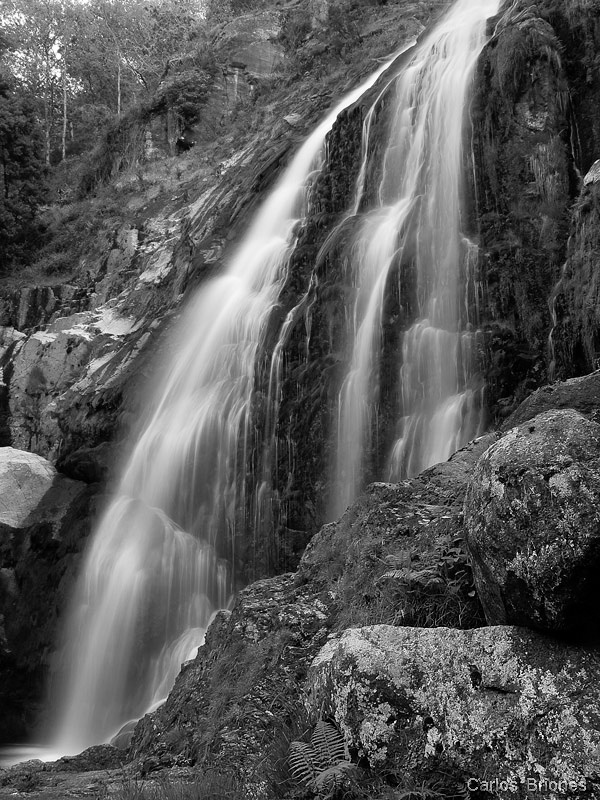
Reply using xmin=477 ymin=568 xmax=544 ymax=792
xmin=289 ymin=720 xmax=354 ymax=797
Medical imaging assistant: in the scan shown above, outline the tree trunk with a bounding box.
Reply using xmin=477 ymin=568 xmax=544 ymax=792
xmin=44 ymin=99 xmax=51 ymax=167
xmin=62 ymin=67 xmax=67 ymax=161
xmin=117 ymin=57 xmax=121 ymax=117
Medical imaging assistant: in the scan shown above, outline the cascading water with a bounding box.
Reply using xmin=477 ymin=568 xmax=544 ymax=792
xmin=333 ymin=0 xmax=499 ymax=517
xmin=47 ymin=54 xmax=403 ymax=756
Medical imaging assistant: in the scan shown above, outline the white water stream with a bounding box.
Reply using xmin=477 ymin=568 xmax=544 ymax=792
xmin=43 ymin=54 xmax=403 ymax=758
xmin=333 ymin=0 xmax=500 ymax=517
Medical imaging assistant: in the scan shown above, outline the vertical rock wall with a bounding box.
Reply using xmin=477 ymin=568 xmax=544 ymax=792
xmin=471 ymin=0 xmax=600 ymax=414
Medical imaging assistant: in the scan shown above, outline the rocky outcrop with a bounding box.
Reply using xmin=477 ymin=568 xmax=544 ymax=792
xmin=552 ymin=181 xmax=600 ymax=377
xmin=0 ymin=448 xmax=94 ymax=742
xmin=471 ymin=4 xmax=572 ymax=417
xmin=503 ymin=369 xmax=600 ymax=428
xmin=296 ymin=434 xmax=495 ymax=632
xmin=309 ymin=624 xmax=600 ymax=798
xmin=4 ymin=309 xmax=146 ymax=460
xmin=464 ymin=409 xmax=600 ymax=639
xmin=121 ymin=400 xmax=600 ymax=796
xmin=469 ymin=0 xmax=600 ymax=418
xmin=0 ymin=285 xmax=83 ymax=332
xmin=130 ymin=574 xmax=330 ymax=793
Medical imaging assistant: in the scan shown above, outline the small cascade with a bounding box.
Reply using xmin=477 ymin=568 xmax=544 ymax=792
xmin=48 ymin=53 xmax=404 ymax=755
xmin=333 ymin=0 xmax=499 ymax=517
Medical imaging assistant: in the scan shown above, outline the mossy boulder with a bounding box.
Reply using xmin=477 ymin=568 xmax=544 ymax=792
xmin=308 ymin=624 xmax=600 ymax=798
xmin=464 ymin=408 xmax=600 ymax=638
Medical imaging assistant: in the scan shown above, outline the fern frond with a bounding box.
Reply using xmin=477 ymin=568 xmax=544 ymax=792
xmin=313 ymin=761 xmax=355 ymax=792
xmin=310 ymin=720 xmax=347 ymax=771
xmin=289 ymin=741 xmax=317 ymax=786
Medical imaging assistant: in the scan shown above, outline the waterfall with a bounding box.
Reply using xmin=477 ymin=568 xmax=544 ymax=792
xmin=332 ymin=0 xmax=500 ymax=518
xmin=47 ymin=53 xmax=404 ymax=756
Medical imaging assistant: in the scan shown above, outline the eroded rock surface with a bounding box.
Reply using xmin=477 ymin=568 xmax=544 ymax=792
xmin=465 ymin=409 xmax=600 ymax=638
xmin=308 ymin=624 xmax=600 ymax=798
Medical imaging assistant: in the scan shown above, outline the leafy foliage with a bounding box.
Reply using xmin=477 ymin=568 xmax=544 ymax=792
xmin=0 ymin=70 xmax=47 ymax=270
xmin=77 ymin=104 xmax=149 ymax=195
xmin=289 ymin=720 xmax=354 ymax=797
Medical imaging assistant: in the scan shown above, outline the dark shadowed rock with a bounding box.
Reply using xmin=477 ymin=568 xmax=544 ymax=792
xmin=129 ymin=574 xmax=330 ymax=797
xmin=296 ymin=433 xmax=497 ymax=632
xmin=464 ymin=408 xmax=600 ymax=638
xmin=56 ymin=441 xmax=120 ymax=485
xmin=0 ymin=448 xmax=95 ymax=742
xmin=308 ymin=624 xmax=600 ymax=797
xmin=503 ymin=370 xmax=600 ymax=429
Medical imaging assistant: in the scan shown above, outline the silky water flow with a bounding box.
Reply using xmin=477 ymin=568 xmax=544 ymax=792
xmin=45 ymin=53 xmax=403 ymax=757
xmin=332 ymin=0 xmax=500 ymax=518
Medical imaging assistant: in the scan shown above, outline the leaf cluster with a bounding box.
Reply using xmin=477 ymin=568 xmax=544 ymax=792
xmin=0 ymin=70 xmax=48 ymax=270
xmin=289 ymin=720 xmax=355 ymax=798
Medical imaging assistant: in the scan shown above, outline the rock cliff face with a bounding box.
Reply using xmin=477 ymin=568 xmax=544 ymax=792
xmin=471 ymin=0 xmax=600 ymax=415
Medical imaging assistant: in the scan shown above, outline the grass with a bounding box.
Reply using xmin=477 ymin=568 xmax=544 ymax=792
xmin=111 ymin=772 xmax=242 ymax=800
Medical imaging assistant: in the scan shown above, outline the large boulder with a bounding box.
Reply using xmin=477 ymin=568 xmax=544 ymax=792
xmin=0 ymin=448 xmax=56 ymax=528
xmin=309 ymin=624 xmax=600 ymax=798
xmin=0 ymin=448 xmax=94 ymax=742
xmin=464 ymin=409 xmax=600 ymax=638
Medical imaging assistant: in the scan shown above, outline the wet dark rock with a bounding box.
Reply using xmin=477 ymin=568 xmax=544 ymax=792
xmin=552 ymin=182 xmax=600 ymax=377
xmin=465 ymin=409 xmax=600 ymax=638
xmin=56 ymin=441 xmax=120 ymax=485
xmin=471 ymin=3 xmax=573 ymax=416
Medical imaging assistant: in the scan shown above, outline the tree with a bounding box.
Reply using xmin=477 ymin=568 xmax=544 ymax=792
xmin=0 ymin=70 xmax=47 ymax=270
xmin=1 ymin=0 xmax=211 ymax=169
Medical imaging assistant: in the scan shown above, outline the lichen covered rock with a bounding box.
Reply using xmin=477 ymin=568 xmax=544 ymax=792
xmin=309 ymin=624 xmax=600 ymax=797
xmin=464 ymin=408 xmax=600 ymax=637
